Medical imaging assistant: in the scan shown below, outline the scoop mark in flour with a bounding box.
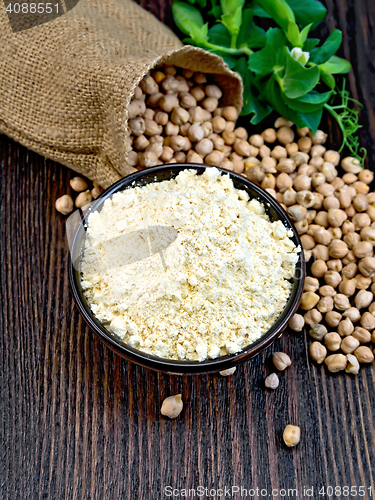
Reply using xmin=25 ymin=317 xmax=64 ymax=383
xmin=71 ymin=220 xmax=178 ymax=272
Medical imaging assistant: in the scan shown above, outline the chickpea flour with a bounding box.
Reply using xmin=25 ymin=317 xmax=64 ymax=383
xmin=81 ymin=168 xmax=300 ymax=361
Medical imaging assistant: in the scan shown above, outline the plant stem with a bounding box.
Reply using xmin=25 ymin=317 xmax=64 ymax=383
xmin=323 ymin=103 xmax=345 ymax=153
xmin=204 ymin=41 xmax=252 ymax=56
xmin=231 ymin=34 xmax=238 ymax=49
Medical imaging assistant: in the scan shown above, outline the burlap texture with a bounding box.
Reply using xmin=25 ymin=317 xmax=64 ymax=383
xmin=0 ymin=0 xmax=243 ymax=188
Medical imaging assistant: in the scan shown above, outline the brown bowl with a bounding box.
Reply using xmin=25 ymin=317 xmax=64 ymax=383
xmin=69 ymin=164 xmax=305 ymax=374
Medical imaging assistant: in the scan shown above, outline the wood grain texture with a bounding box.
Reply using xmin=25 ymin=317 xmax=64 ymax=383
xmin=1 ymin=1 xmax=375 ymax=499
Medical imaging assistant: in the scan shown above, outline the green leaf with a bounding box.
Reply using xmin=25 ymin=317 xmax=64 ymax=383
xmin=262 ymin=76 xmax=322 ymax=131
xmin=284 ymin=0 xmax=327 ymax=28
xmin=252 ymin=5 xmax=271 ymax=18
xmin=186 ymin=0 xmax=207 ymax=6
xmin=237 ymin=8 xmax=266 ymax=49
xmin=221 ymin=6 xmax=243 ymax=35
xmin=297 ymin=108 xmax=323 ymax=132
xmin=235 ymin=58 xmax=272 ymax=122
xmin=303 ymin=38 xmax=319 ymax=52
xmin=254 ymin=0 xmax=295 ymax=32
xmin=282 ymin=90 xmax=333 ymax=112
xmin=220 ymin=0 xmax=244 ymax=17
xmin=221 ymin=54 xmax=238 ymax=69
xmin=248 ymin=28 xmax=287 ymax=76
xmin=309 ymin=29 xmax=342 ymax=64
xmin=208 ymin=23 xmax=231 ymax=47
xmin=319 ymin=55 xmax=351 ymax=74
xmin=281 ymin=47 xmax=320 ymax=98
xmin=172 ymin=2 xmax=204 ymax=36
xmin=320 ymin=70 xmax=336 ymax=89
xmin=300 ymin=23 xmax=313 ymax=44
xmin=188 ymin=22 xmax=209 ymax=44
xmin=286 ymin=20 xmax=302 ymax=46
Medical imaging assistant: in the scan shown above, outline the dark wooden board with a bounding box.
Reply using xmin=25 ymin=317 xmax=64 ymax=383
xmin=1 ymin=1 xmax=375 ymax=499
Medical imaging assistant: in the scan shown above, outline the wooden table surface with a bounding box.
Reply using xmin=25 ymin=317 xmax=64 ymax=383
xmin=1 ymin=1 xmax=375 ymax=499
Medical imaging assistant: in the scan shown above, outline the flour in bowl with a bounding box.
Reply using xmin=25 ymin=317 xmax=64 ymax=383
xmin=81 ymin=168 xmax=300 ymax=361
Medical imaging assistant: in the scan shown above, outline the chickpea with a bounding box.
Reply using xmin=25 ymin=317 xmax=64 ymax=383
xmin=328 ymin=240 xmax=349 ymax=259
xmin=358 ymin=256 xmax=375 ymax=278
xmin=277 ymin=159 xmax=296 ymax=174
xmin=301 ymin=234 xmax=315 ymax=250
xmin=354 ymin=346 xmax=374 ymax=363
xmin=339 ymin=336 xmax=360 ymax=355
xmin=221 ymin=106 xmax=238 ymax=121
xmin=310 ymin=129 xmax=327 ymax=145
xmin=367 ymin=205 xmax=375 ymax=222
xmin=161 ymin=394 xmax=183 ymax=419
xmin=315 ymin=212 xmax=329 ymax=228
xmin=312 ymin=193 xmax=324 ymax=210
xmin=333 ymin=294 xmax=350 ymax=310
xmin=271 ymin=145 xmax=287 ymax=160
xmin=293 ymin=175 xmax=311 ymax=192
xmin=186 ymin=150 xmax=204 ymax=164
xmin=327 ymin=259 xmax=343 ymax=272
xmin=326 ymin=311 xmax=342 ymax=327
xmin=358 ymin=169 xmax=374 ymax=184
xmin=294 ymin=220 xmax=309 ymax=235
xmin=353 ymin=193 xmax=369 ymax=212
xmin=219 ymin=367 xmax=237 ymax=376
xmin=261 ymin=128 xmax=277 ymax=143
xmin=339 ymin=277 xmax=356 ymax=296
xmin=309 ymin=324 xmax=327 ymax=341
xmin=327 ymin=209 xmax=347 ymax=228
xmin=355 ymin=275 xmax=372 ymax=290
xmin=343 ymin=307 xmax=361 ymax=323
xmin=288 ymin=205 xmax=307 ymax=221
xmin=354 ymin=289 xmax=373 ymax=309
xmin=353 ymin=181 xmax=370 ymax=194
xmin=321 ymin=162 xmax=338 ymax=183
xmin=272 ymin=352 xmax=292 ymax=371
xmin=352 ymin=213 xmax=372 ymax=230
xmin=282 ymin=187 xmax=297 ymax=206
xmin=323 ymin=271 xmax=341 ymax=288
xmin=233 ymin=127 xmax=247 ymax=141
xmin=205 ymin=151 xmax=224 ymax=166
xmin=306 ymin=210 xmax=317 ymax=224
xmin=319 ymin=285 xmax=336 ymax=297
xmin=55 ymin=194 xmax=74 ymax=215
xmin=343 ymin=232 xmax=360 ymax=250
xmin=352 ymin=327 xmax=372 ymax=344
xmin=304 ymin=277 xmax=320 ymax=292
xmin=324 ymin=150 xmax=340 ymax=166
xmin=353 ymin=241 xmax=373 ymax=259
xmin=311 ymin=244 xmax=329 ymax=261
xmin=360 ymin=227 xmax=375 ymax=245
xmin=325 ymin=354 xmax=347 ymax=372
xmin=345 ymin=205 xmax=356 ymax=218
xmin=344 ymin=354 xmax=360 ymax=375
xmin=341 ymin=156 xmax=362 ymax=174
xmin=289 ymin=314 xmax=305 ymax=332
xmin=264 ymin=372 xmax=280 ymax=390
xmin=324 ymin=332 xmax=341 ymax=351
xmin=296 ymin=191 xmax=315 ymax=208
xmin=317 ymin=296 xmax=333 ymax=313
xmin=311 ymin=260 xmax=328 ymax=278
xmin=304 ymin=309 xmax=322 ymax=326
xmin=360 ymin=312 xmax=375 ymax=330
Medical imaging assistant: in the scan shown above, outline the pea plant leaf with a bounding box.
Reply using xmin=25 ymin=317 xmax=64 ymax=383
xmin=284 ymin=0 xmax=327 ymax=28
xmin=303 ymin=38 xmax=320 ymax=52
xmin=237 ymin=8 xmax=266 ymax=49
xmin=309 ymin=29 xmax=342 ymax=65
xmin=254 ymin=0 xmax=295 ymax=33
xmin=221 ymin=6 xmax=243 ymax=36
xmin=172 ymin=2 xmax=204 ymax=36
xmin=282 ymin=90 xmax=334 ymax=113
xmin=248 ymin=28 xmax=287 ymax=76
xmin=319 ymin=55 xmax=351 ymax=74
xmin=235 ymin=57 xmax=272 ymax=122
xmin=208 ymin=23 xmax=232 ymax=46
xmin=320 ymin=69 xmax=336 ymax=89
xmin=280 ymin=47 xmax=320 ymax=98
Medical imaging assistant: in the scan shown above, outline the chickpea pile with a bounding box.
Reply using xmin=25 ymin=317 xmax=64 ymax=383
xmin=56 ymin=64 xmax=375 ymax=376
xmin=55 ymin=176 xmax=104 ymax=215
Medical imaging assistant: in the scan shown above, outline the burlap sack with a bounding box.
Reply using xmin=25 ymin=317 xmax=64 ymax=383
xmin=0 ymin=0 xmax=243 ymax=188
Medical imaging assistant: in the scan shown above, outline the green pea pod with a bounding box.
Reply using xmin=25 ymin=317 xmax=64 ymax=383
xmin=172 ymin=1 xmax=204 ymax=36
xmin=255 ymin=0 xmax=295 ymax=33
xmin=220 ymin=0 xmax=245 ymax=17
